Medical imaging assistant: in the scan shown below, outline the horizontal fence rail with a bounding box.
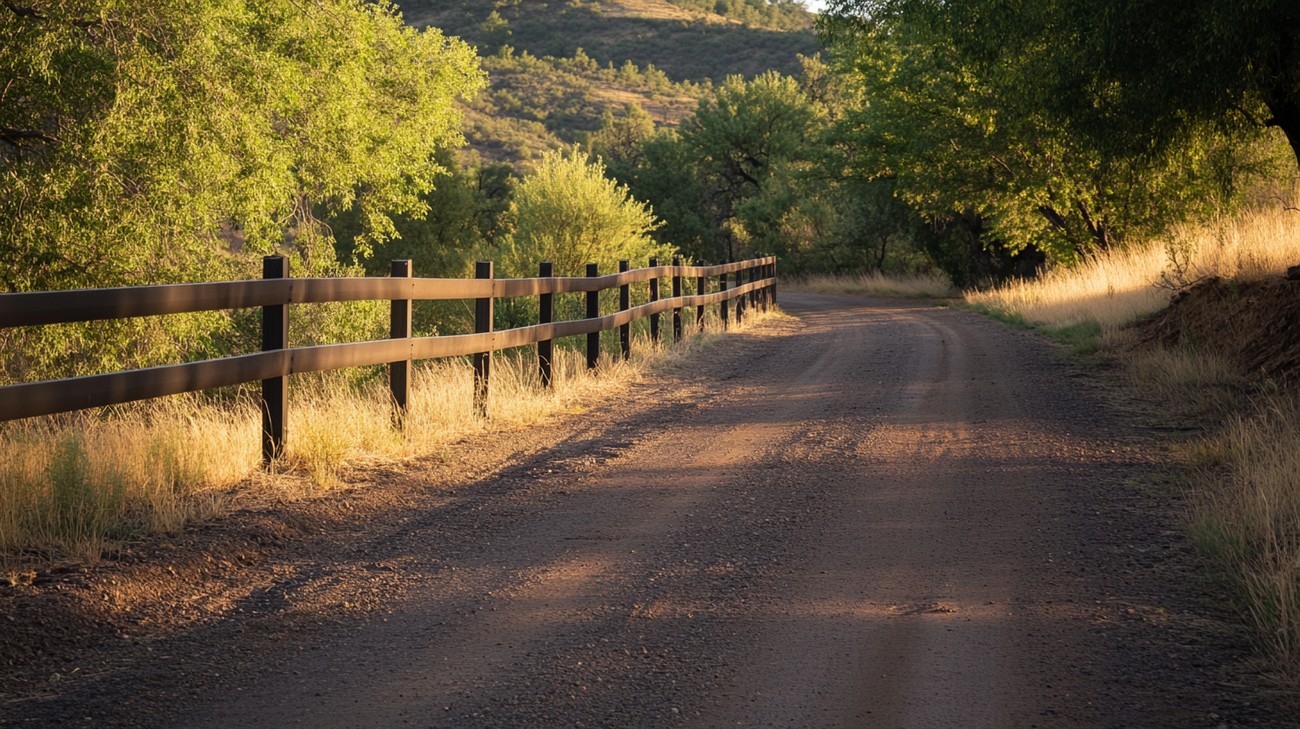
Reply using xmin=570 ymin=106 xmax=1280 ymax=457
xmin=1 ymin=256 xmax=777 ymax=463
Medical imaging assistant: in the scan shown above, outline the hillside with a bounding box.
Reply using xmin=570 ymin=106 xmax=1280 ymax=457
xmin=395 ymin=0 xmax=822 ymax=164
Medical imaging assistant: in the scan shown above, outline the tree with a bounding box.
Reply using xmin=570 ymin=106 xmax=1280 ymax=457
xmin=822 ymin=0 xmax=1300 ymax=168
xmin=0 ymin=0 xmax=483 ymax=290
xmin=500 ymin=146 xmax=672 ymax=278
xmin=678 ymin=71 xmax=822 ymax=260
xmin=818 ymin=0 xmax=1285 ymax=265
xmin=588 ymin=103 xmax=656 ymax=175
xmin=0 ymin=0 xmax=484 ymax=380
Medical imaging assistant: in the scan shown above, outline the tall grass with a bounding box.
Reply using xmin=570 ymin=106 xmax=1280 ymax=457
xmin=1186 ymin=391 xmax=1300 ymax=671
xmin=967 ymin=203 xmax=1300 ymax=329
xmin=0 ymin=311 xmax=778 ymax=564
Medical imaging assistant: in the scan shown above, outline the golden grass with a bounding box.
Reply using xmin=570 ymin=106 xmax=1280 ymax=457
xmin=784 ymin=271 xmax=956 ymax=298
xmin=966 ymin=203 xmax=1300 ymax=329
xmin=1185 ymin=389 xmax=1300 ymax=669
xmin=0 ymin=308 xmax=779 ymax=564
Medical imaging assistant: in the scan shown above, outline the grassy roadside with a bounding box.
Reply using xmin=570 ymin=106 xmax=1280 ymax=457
xmin=966 ymin=203 xmax=1300 ymax=688
xmin=0 ymin=310 xmax=784 ymax=569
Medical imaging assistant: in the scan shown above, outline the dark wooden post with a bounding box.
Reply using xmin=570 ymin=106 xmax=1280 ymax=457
xmin=473 ymin=260 xmax=493 ymax=417
xmin=735 ymin=262 xmax=745 ymax=325
xmin=764 ymin=257 xmax=774 ymax=305
xmin=618 ymin=259 xmax=631 ymax=360
xmin=586 ymin=262 xmax=600 ymax=370
xmin=696 ymin=269 xmax=706 ymax=332
xmin=261 ymin=255 xmax=289 ymax=466
xmin=538 ymin=261 xmax=554 ymax=388
xmin=649 ymin=256 xmax=660 ymax=344
xmin=389 ymin=259 xmax=412 ymax=426
xmin=749 ymin=260 xmax=759 ymax=312
xmin=719 ymin=260 xmax=729 ymax=330
xmin=671 ymin=256 xmax=683 ymax=343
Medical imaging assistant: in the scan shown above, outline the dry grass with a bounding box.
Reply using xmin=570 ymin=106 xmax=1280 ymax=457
xmin=1111 ymin=337 xmax=1248 ymax=419
xmin=0 ymin=308 xmax=780 ymax=565
xmin=1185 ymin=389 xmax=1300 ymax=670
xmin=966 ymin=203 xmax=1300 ymax=330
xmin=785 ymin=271 xmax=956 ymax=299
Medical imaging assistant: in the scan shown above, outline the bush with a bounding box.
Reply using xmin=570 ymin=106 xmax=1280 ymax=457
xmin=500 ymin=146 xmax=674 ymax=278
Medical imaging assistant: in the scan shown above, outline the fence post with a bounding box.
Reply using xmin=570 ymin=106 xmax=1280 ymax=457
xmin=649 ymin=256 xmax=660 ymax=344
xmin=586 ymin=263 xmax=600 ymax=369
xmin=538 ymin=261 xmax=553 ymax=388
xmin=671 ymin=256 xmax=683 ymax=343
xmin=389 ymin=259 xmax=412 ymax=427
xmin=720 ymin=260 xmax=729 ymax=330
xmin=619 ymin=259 xmax=631 ymax=360
xmin=473 ymin=260 xmax=493 ymax=417
xmin=764 ymin=257 xmax=774 ymax=305
xmin=696 ymin=268 xmax=706 ymax=332
xmin=749 ymin=260 xmax=759 ymax=312
xmin=735 ymin=262 xmax=745 ymax=325
xmin=261 ymin=255 xmax=288 ymax=466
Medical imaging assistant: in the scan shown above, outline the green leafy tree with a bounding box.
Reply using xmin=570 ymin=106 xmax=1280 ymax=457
xmin=500 ymin=146 xmax=672 ymax=278
xmin=588 ymin=103 xmax=657 ymax=175
xmin=0 ymin=0 xmax=483 ymax=379
xmin=678 ymin=71 xmax=822 ymax=260
xmin=819 ymin=0 xmax=1285 ymax=266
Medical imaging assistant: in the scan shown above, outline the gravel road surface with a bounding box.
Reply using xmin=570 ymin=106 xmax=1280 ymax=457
xmin=3 ymin=293 xmax=1291 ymax=728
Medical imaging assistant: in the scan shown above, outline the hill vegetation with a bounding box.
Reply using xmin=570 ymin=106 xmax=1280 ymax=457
xmin=401 ymin=0 xmax=817 ymax=82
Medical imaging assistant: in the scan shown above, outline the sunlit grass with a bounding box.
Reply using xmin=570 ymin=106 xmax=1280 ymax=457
xmin=0 ymin=307 xmax=780 ymax=564
xmin=966 ymin=202 xmax=1300 ymax=330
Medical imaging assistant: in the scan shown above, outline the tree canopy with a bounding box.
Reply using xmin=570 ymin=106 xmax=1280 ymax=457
xmin=818 ymin=0 xmax=1292 ymax=263
xmin=0 ymin=0 xmax=484 ymax=294
xmin=821 ymin=0 xmax=1300 ymax=167
xmin=0 ymin=0 xmax=483 ymax=380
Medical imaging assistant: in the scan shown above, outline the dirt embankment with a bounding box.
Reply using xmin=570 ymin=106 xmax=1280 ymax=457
xmin=1141 ymin=273 xmax=1300 ymax=380
xmin=2 ymin=293 xmax=1296 ymax=728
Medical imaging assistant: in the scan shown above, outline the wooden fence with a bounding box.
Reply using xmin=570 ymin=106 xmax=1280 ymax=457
xmin=0 ymin=255 xmax=777 ymax=463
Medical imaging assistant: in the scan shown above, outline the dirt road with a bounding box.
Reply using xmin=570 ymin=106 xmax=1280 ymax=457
xmin=3 ymin=294 xmax=1289 ymax=727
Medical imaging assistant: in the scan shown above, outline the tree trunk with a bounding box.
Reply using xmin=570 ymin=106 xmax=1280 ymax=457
xmin=1265 ymin=32 xmax=1300 ymax=171
xmin=1266 ymin=96 xmax=1300 ymax=171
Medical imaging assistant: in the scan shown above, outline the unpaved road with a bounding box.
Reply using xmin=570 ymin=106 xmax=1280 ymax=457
xmin=2 ymin=294 xmax=1292 ymax=727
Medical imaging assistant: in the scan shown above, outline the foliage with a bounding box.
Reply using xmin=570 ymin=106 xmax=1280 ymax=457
xmin=463 ymin=46 xmax=701 ymax=165
xmin=820 ymin=1 xmax=1300 ymax=166
xmin=818 ymin=1 xmax=1288 ymax=267
xmin=500 ymin=146 xmax=673 ymax=278
xmin=589 ymin=103 xmax=658 ymax=174
xmin=0 ymin=0 xmax=484 ymax=380
xmin=666 ymin=0 xmax=814 ymax=31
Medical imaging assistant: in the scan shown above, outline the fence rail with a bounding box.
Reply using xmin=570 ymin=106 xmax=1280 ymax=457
xmin=1 ymin=255 xmax=777 ymax=462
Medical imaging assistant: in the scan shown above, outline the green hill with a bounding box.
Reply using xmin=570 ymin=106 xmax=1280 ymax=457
xmin=395 ymin=0 xmax=821 ymax=164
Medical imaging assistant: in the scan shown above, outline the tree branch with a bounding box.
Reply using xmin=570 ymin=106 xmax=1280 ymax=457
xmin=0 ymin=127 xmax=58 ymax=147
xmin=2 ymin=1 xmax=98 ymax=29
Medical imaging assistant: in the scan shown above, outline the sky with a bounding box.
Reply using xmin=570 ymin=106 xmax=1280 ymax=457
xmin=803 ymin=0 xmax=829 ymax=13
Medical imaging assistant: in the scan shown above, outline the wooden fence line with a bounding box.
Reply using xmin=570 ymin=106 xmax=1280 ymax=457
xmin=1 ymin=256 xmax=777 ymax=463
